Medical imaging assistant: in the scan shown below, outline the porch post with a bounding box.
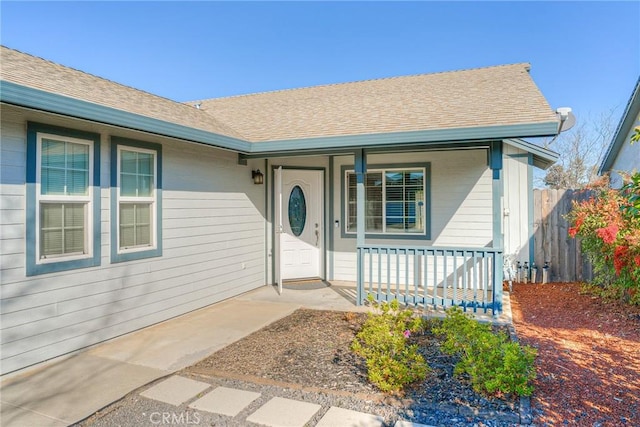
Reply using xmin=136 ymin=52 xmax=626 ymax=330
xmin=490 ymin=141 xmax=504 ymax=315
xmin=355 ymin=149 xmax=367 ymax=305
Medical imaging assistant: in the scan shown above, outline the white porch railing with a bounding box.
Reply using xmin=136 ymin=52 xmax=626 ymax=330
xmin=356 ymin=245 xmax=503 ymax=315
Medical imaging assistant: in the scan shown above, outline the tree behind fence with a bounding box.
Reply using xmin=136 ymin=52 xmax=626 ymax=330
xmin=532 ymin=189 xmax=594 ymax=283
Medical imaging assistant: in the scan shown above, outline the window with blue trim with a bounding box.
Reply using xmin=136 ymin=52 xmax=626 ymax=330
xmin=111 ymin=137 xmax=162 ymax=263
xmin=343 ymin=164 xmax=430 ymax=238
xmin=26 ymin=123 xmax=101 ymax=276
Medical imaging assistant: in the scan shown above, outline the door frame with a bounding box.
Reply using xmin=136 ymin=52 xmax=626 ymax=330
xmin=271 ymin=165 xmax=326 ymax=287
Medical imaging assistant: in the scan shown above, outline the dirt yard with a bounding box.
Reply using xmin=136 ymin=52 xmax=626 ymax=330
xmin=510 ymin=282 xmax=640 ymax=426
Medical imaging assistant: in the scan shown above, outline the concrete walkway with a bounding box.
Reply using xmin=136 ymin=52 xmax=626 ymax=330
xmin=0 ymin=283 xmax=508 ymax=426
xmin=0 ymin=293 xmax=302 ymax=427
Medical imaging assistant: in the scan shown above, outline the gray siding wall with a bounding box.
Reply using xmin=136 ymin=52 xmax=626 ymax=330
xmin=503 ymin=145 xmax=532 ymax=264
xmin=0 ymin=106 xmax=266 ymax=374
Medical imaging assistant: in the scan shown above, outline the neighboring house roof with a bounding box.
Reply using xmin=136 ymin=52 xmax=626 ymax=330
xmin=599 ymin=76 xmax=640 ymax=174
xmin=192 ymin=63 xmax=558 ymax=143
xmin=1 ymin=45 xmax=560 ymax=157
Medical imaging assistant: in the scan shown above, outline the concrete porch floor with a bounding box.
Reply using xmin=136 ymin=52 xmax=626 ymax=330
xmin=251 ymin=280 xmax=513 ymax=325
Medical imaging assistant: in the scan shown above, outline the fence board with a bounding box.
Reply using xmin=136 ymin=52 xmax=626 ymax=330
xmin=532 ymin=189 xmax=594 ymax=282
xmin=533 ymin=190 xmax=544 ymax=275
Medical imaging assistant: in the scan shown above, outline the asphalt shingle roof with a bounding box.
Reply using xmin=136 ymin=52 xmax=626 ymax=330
xmin=2 ymin=46 xmax=557 ymax=145
xmin=0 ymin=46 xmax=245 ymax=140
xmin=191 ymin=63 xmax=558 ymax=142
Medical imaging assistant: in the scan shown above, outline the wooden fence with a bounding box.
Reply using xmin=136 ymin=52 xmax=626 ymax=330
xmin=532 ymin=189 xmax=594 ymax=282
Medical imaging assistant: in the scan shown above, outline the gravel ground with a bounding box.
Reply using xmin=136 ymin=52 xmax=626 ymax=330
xmin=76 ymin=284 xmax=640 ymax=426
xmin=78 ymin=373 xmax=519 ymax=427
xmin=79 ymin=308 xmax=523 ymax=427
xmin=186 ymin=309 xmax=518 ymax=419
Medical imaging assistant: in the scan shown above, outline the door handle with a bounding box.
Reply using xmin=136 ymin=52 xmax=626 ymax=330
xmin=315 ymin=229 xmax=319 ymax=247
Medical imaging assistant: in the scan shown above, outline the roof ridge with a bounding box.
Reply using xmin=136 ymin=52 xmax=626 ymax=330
xmin=188 ymin=62 xmax=531 ymax=104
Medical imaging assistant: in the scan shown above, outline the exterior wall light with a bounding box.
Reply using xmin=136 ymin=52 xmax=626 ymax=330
xmin=252 ymin=169 xmax=264 ymax=185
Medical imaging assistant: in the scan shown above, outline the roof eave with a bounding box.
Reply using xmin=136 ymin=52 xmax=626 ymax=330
xmin=245 ymin=122 xmax=559 ymax=155
xmin=1 ymin=80 xmax=559 ymax=156
xmin=0 ymin=80 xmax=252 ymax=153
xmin=598 ymin=76 xmax=640 ymax=174
xmin=504 ymin=138 xmax=559 ymax=170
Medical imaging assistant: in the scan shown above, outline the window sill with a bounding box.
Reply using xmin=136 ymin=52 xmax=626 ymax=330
xmin=111 ymin=246 xmax=162 ymax=263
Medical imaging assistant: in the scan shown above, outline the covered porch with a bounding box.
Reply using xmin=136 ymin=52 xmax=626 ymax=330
xmin=253 ymin=139 xmax=513 ymax=317
xmin=350 ymin=143 xmax=505 ymax=315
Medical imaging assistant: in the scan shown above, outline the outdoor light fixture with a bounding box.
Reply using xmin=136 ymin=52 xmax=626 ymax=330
xmin=252 ymin=169 xmax=264 ymax=185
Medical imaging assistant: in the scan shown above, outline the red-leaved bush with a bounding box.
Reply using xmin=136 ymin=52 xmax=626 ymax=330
xmin=566 ymin=173 xmax=640 ymax=304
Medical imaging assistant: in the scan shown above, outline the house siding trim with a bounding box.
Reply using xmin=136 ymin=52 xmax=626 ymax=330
xmin=25 ymin=122 xmax=101 ymax=276
xmin=328 ymin=156 xmax=335 ymax=280
xmin=490 ymin=141 xmax=504 ymax=314
xmin=110 ymin=137 xmax=163 ymax=263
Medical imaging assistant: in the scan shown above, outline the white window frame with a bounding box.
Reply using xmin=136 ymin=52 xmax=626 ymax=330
xmin=116 ymin=145 xmax=158 ymax=254
xmin=35 ymin=133 xmax=94 ymax=264
xmin=345 ymin=167 xmax=427 ymax=236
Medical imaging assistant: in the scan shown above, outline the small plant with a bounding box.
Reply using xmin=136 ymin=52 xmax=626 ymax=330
xmin=433 ymin=306 xmax=537 ymax=397
xmin=351 ymin=295 xmax=428 ymax=392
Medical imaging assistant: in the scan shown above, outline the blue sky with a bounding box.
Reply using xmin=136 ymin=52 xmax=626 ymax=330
xmin=1 ymin=1 xmax=639 ymax=124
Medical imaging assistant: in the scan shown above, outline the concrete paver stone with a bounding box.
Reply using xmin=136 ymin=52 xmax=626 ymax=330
xmin=139 ymin=376 xmax=210 ymax=406
xmin=188 ymin=386 xmax=261 ymax=417
xmin=315 ymin=406 xmax=385 ymax=427
xmin=245 ymin=396 xmax=321 ymax=427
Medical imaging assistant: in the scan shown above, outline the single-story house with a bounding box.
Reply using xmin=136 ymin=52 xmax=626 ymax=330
xmin=0 ymin=46 xmax=560 ymax=374
xmin=599 ymin=76 xmax=640 ymax=187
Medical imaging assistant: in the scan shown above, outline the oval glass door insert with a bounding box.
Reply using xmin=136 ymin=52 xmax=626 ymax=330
xmin=288 ymin=185 xmax=307 ymax=237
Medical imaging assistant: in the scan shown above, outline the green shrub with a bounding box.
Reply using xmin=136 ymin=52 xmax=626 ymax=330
xmin=351 ymin=296 xmax=429 ymax=392
xmin=433 ymin=306 xmax=537 ymax=397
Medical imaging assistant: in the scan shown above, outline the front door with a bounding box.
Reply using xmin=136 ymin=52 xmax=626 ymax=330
xmin=275 ymin=168 xmax=324 ymax=283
